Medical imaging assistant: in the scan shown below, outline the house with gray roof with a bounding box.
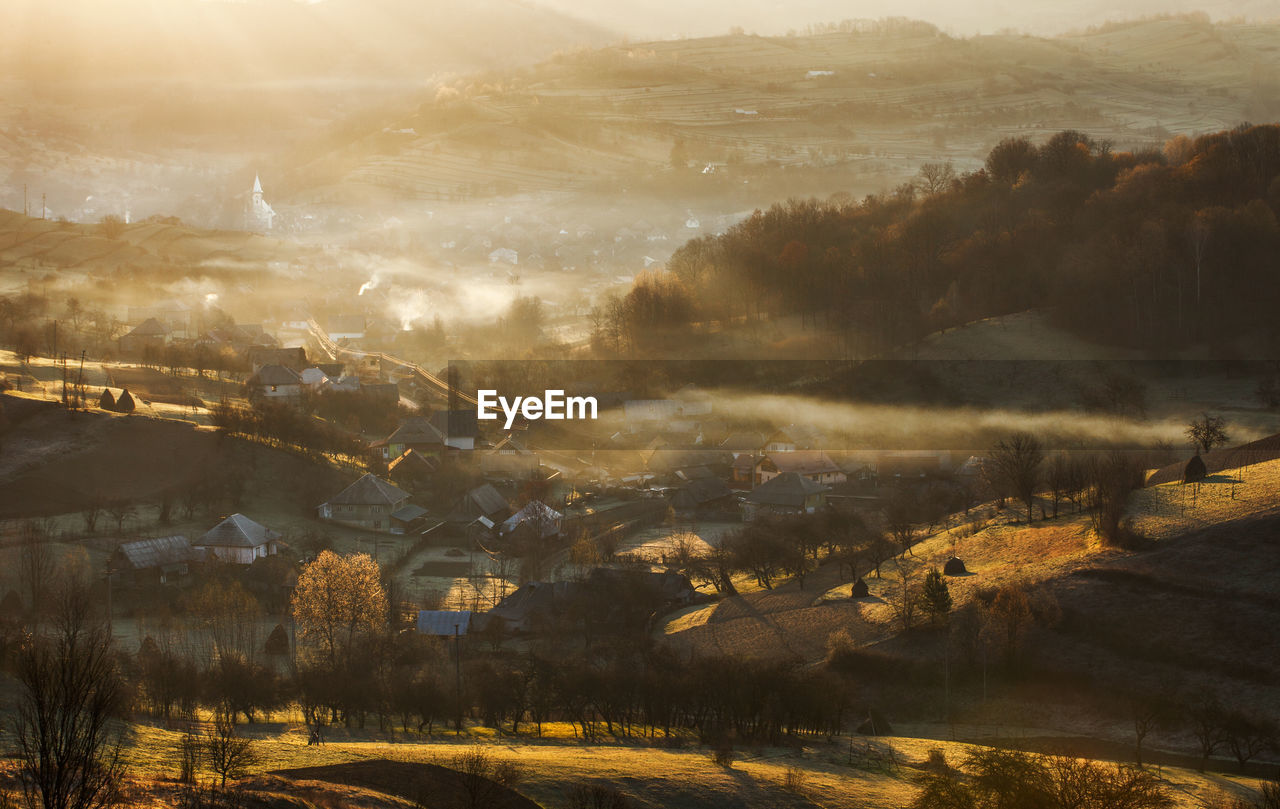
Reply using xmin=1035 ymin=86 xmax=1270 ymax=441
xmin=387 ymin=448 xmax=440 ymax=492
xmin=373 ymin=417 xmax=446 ymax=460
xmin=447 ymin=483 xmax=510 ymax=529
xmin=499 ymin=500 xmax=561 ymax=539
xmin=118 ymin=317 xmax=170 ymax=356
xmin=318 ymin=473 xmax=411 ymax=532
xmin=110 ymin=535 xmax=202 ymax=585
xmin=195 ymin=514 xmax=281 ymax=564
xmin=249 ymin=364 xmax=303 ymax=400
xmin=479 ymin=435 xmax=540 ymax=479
xmin=742 ymin=472 xmax=829 ymax=519
xmin=416 ymin=610 xmax=474 ymax=636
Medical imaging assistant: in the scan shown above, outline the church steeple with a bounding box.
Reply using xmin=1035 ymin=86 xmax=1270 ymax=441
xmin=246 ymin=173 xmax=274 ymax=232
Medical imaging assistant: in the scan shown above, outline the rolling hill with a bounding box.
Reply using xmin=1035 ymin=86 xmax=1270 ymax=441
xmin=275 ymin=16 xmax=1280 ymax=207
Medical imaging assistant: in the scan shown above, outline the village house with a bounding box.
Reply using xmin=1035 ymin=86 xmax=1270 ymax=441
xmin=877 ymin=450 xmax=953 ymax=479
xmin=430 ymin=409 xmax=479 ymax=451
xmin=118 ymin=317 xmax=170 ymax=356
xmin=389 ymin=503 xmax=430 ymax=535
xmin=487 ymin=568 xmax=695 ymax=635
xmin=416 ymin=609 xmax=475 ymax=637
xmin=197 ymin=324 xmax=277 ymax=356
xmin=763 ymin=429 xmax=797 ymax=453
xmin=299 ymin=367 xmax=329 ymax=389
xmin=127 ymin=300 xmax=191 ymax=337
xmin=742 ymin=472 xmax=829 ymax=519
xmin=373 ymin=417 xmax=447 ymax=460
xmin=755 ymin=450 xmax=846 ymax=487
xmin=667 ymin=477 xmax=734 ymax=516
xmin=479 ymin=435 xmax=540 ymax=479
xmin=317 ymin=473 xmax=411 ymax=532
xmin=499 ymin=500 xmax=562 ymax=540
xmin=195 ymin=514 xmax=281 ymax=564
xmin=248 ymin=364 xmax=303 ymax=400
xmin=109 ymin=535 xmax=202 ymax=586
xmin=387 ymin=449 xmax=440 ymax=492
xmin=247 ymin=346 xmax=308 ymax=372
xmin=446 ymin=483 xmax=510 ymax=532
xmin=719 ymin=431 xmax=767 ymax=458
xmin=646 ymin=448 xmax=733 ymax=480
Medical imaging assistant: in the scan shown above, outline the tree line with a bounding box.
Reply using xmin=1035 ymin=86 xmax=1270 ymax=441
xmin=596 ymin=125 xmax=1280 ymax=357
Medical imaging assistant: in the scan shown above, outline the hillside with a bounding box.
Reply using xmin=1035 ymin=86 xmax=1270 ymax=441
xmin=538 ymin=0 xmax=1280 ymax=40
xmin=0 ymin=392 xmax=354 ymax=541
xmin=662 ymin=452 xmax=1280 ymax=737
xmin=280 ymin=16 xmax=1279 ymax=206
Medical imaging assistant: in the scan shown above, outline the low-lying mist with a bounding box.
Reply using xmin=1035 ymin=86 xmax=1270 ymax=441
xmin=707 ymin=392 xmax=1240 ymax=451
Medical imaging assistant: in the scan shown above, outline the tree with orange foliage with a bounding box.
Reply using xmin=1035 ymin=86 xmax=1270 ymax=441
xmin=291 ymin=551 xmax=387 ymax=669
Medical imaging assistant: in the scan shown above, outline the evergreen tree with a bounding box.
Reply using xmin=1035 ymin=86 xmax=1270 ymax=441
xmin=919 ymin=567 xmax=953 ymax=626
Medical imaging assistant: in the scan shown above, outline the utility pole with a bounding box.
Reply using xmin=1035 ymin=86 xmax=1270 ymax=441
xmin=75 ymin=350 xmax=86 ymax=409
xmin=41 ymin=192 xmax=46 ymax=220
xmin=454 ymin=623 xmax=463 ymax=736
xmin=23 ymin=183 xmax=28 ymax=216
xmin=61 ymin=353 xmax=68 ymax=406
xmin=105 ymin=570 xmax=113 ymax=642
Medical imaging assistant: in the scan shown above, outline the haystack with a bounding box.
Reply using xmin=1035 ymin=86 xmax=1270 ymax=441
xmin=115 ymin=388 xmax=136 ymax=413
xmin=1184 ymin=453 xmax=1207 ymax=484
xmin=944 ymin=557 xmax=968 ymax=576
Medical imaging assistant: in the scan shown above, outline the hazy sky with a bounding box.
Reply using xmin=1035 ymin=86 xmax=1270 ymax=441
xmin=533 ymin=0 xmax=1280 ymax=38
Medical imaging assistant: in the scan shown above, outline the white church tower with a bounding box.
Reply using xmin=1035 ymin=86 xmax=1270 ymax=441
xmin=246 ymin=174 xmax=276 ymax=232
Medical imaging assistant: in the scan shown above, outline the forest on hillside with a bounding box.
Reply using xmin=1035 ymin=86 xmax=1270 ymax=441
xmin=596 ymin=125 xmax=1280 ymax=358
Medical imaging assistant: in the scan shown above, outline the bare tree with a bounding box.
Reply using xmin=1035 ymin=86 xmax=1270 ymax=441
xmin=106 ymin=501 xmax=135 ymax=535
xmin=16 ymin=582 xmax=125 ymax=809
xmin=883 ymin=488 xmax=921 ymax=558
xmin=204 ymin=713 xmax=258 ymax=789
xmin=990 ymin=433 xmax=1044 ymax=523
xmin=1186 ymin=412 xmax=1229 ymax=455
xmin=1045 ymin=453 xmax=1072 ymax=519
xmin=80 ymin=499 xmax=105 ymax=535
xmin=1223 ymin=712 xmax=1275 ymax=773
xmin=450 ymin=747 xmax=524 ymax=809
xmin=890 ymin=562 xmax=919 ymax=631
xmin=1187 ymin=689 xmax=1225 ymax=772
xmin=917 ymin=161 xmax=956 ymax=195
xmin=18 ymin=521 xmax=56 ymax=622
xmin=566 ymin=783 xmax=634 ymax=809
xmin=1127 ymin=685 xmax=1176 ymax=767
xmin=177 ymin=728 xmax=201 ymax=784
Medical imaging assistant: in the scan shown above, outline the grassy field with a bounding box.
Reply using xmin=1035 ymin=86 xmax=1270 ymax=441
xmin=2 ymin=718 xmax=1269 ymax=809
xmin=1130 ymin=457 xmax=1280 ymax=540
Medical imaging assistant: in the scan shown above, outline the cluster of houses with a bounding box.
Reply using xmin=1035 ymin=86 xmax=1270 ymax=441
xmin=103 ymin=372 xmax=983 ymax=651
xmin=240 ymin=346 xmax=398 ymax=403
